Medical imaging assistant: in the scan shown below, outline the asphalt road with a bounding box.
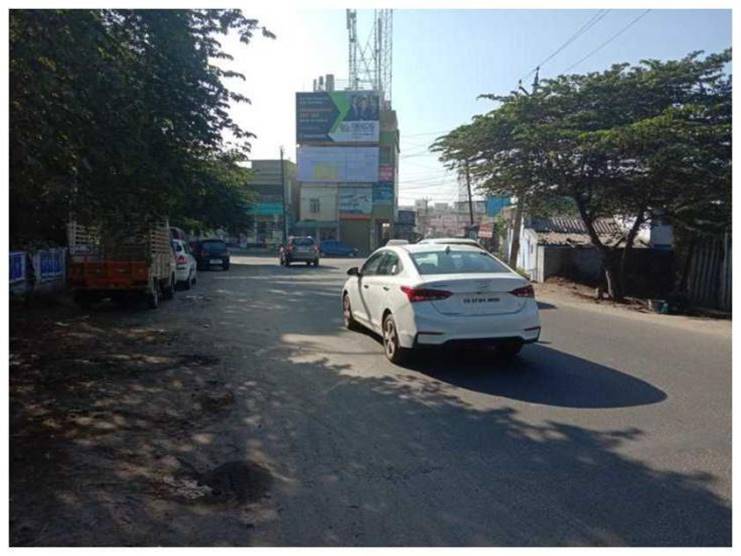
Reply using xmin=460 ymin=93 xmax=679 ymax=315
xmin=43 ymin=254 xmax=730 ymax=546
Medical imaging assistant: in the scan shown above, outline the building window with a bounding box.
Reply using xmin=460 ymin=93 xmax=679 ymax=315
xmin=310 ymin=198 xmax=320 ymax=214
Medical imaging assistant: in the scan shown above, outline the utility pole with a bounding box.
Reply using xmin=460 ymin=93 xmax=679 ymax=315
xmin=464 ymin=160 xmax=474 ymax=227
xmin=279 ymin=146 xmax=288 ymax=243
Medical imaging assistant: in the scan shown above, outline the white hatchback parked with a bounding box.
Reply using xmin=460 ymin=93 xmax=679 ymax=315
xmin=341 ymin=244 xmax=541 ymax=364
xmin=171 ymin=239 xmax=197 ymax=290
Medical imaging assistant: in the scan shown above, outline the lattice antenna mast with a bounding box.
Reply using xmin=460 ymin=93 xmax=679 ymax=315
xmin=346 ymin=10 xmax=358 ymax=90
xmin=346 ymin=9 xmax=393 ymax=105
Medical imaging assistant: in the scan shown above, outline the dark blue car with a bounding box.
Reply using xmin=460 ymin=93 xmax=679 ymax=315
xmin=319 ymin=240 xmax=359 ymax=257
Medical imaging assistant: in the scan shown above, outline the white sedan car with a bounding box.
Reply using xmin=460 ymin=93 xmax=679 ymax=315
xmin=342 ymin=244 xmax=541 ymax=364
xmin=171 ymin=239 xmax=197 ymax=290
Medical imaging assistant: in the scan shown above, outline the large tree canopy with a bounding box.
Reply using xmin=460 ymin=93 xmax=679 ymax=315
xmin=10 ymin=9 xmax=273 ymax=247
xmin=433 ymin=49 xmax=731 ymax=298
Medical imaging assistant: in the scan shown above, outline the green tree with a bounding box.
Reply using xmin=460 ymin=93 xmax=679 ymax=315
xmin=10 ymin=9 xmax=273 ymax=247
xmin=433 ymin=49 xmax=731 ymax=299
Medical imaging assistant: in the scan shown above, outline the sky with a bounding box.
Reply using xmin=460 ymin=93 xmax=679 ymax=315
xmin=218 ymin=9 xmax=732 ymax=206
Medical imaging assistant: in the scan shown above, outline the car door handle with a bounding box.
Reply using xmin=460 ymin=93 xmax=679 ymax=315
xmin=382 ymin=286 xmax=389 ymax=291
xmin=363 ymin=284 xmax=370 ymax=289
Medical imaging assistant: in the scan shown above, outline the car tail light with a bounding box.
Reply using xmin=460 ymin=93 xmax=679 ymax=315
xmin=400 ymin=285 xmax=453 ymax=302
xmin=177 ymin=255 xmax=187 ymax=264
xmin=510 ymin=285 xmax=535 ymax=298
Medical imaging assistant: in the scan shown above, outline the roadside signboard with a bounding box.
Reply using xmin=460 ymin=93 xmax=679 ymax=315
xmin=339 ymin=186 xmax=372 ymax=216
xmin=379 ymin=164 xmax=394 ymax=181
xmin=38 ymin=250 xmax=64 ymax=281
xmin=297 ymin=91 xmax=380 ymax=143
xmin=373 ymin=182 xmax=394 ymax=206
xmin=9 ymin=252 xmax=25 ymax=283
xmin=298 ymin=146 xmax=379 ymax=183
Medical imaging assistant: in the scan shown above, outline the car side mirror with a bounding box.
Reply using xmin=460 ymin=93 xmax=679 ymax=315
xmin=347 ymin=267 xmax=360 ymax=277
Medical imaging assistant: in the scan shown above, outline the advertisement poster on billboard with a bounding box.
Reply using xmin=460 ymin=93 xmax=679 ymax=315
xmin=373 ymin=182 xmax=394 ymax=205
xmin=339 ymin=186 xmax=372 ymax=216
xmin=298 ymin=146 xmax=379 ymax=183
xmin=297 ymin=91 xmax=380 ymax=143
xmin=379 ymin=164 xmax=394 ymax=181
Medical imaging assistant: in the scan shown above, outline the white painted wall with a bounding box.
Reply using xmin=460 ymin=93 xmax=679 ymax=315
xmin=300 ymin=185 xmax=338 ymax=221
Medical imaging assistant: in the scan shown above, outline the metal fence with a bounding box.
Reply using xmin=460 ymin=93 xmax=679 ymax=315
xmin=687 ymin=233 xmax=731 ymax=312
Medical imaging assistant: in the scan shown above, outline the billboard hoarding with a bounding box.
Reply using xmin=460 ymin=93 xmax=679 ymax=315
xmin=379 ymin=164 xmax=394 ymax=181
xmin=298 ymin=146 xmax=379 ymax=183
xmin=339 ymin=186 xmax=372 ymax=216
xmin=297 ymin=91 xmax=380 ymax=143
xmin=373 ymin=182 xmax=394 ymax=206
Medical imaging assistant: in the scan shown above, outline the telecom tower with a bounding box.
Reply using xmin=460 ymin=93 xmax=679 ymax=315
xmin=346 ymin=9 xmax=393 ymax=105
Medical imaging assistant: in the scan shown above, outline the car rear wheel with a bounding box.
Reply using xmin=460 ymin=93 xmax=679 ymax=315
xmin=382 ymin=313 xmax=410 ymax=365
xmin=497 ymin=339 xmax=524 ymax=358
xmin=162 ymin=274 xmax=175 ymax=300
xmin=183 ymin=271 xmax=192 ymax=290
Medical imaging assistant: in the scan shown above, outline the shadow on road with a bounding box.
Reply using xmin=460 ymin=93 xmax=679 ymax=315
xmin=400 ymin=345 xmax=667 ymax=409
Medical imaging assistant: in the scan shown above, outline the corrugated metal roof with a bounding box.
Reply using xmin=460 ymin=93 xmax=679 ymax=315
xmin=527 ymin=217 xmax=647 ymax=248
xmin=529 ymin=217 xmax=622 ymax=235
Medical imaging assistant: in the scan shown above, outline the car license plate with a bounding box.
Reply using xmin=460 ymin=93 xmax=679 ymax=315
xmin=462 ymin=295 xmax=500 ymax=304
xmin=210 ymin=258 xmax=221 ymax=264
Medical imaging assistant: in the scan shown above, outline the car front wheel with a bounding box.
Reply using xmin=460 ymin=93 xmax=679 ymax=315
xmin=382 ymin=313 xmax=410 ymax=365
xmin=343 ymin=294 xmax=361 ymax=331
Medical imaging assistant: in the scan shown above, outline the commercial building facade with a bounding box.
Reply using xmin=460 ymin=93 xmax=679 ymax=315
xmin=244 ymin=159 xmax=297 ymax=248
xmin=293 ymin=78 xmax=398 ymax=255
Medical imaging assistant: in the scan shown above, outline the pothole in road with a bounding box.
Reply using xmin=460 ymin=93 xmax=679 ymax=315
xmin=167 ymin=460 xmax=273 ymax=505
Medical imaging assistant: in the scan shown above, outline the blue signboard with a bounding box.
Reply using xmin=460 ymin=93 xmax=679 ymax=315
xmin=486 ymin=196 xmax=511 ymax=217
xmin=248 ymin=202 xmax=284 ymax=216
xmin=397 ymin=210 xmax=415 ymax=226
xmin=9 ymin=252 xmax=25 ymax=283
xmin=373 ymin=181 xmax=394 ymax=205
xmin=39 ymin=250 xmax=64 ymax=281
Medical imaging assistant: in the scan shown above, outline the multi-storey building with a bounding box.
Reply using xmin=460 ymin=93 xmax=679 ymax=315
xmin=293 ymin=76 xmax=398 ymax=255
xmin=244 ymin=159 xmax=297 ymax=248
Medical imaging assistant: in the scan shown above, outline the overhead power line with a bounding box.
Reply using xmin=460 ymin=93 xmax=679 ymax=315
xmin=563 ymin=10 xmax=652 ymax=72
xmin=519 ymin=9 xmax=611 ymax=83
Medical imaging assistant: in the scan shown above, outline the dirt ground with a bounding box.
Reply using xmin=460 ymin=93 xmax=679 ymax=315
xmin=9 ymin=296 xmax=271 ymax=546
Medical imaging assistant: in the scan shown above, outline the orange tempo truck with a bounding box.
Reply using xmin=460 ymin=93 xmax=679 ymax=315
xmin=67 ymin=220 xmax=176 ymax=309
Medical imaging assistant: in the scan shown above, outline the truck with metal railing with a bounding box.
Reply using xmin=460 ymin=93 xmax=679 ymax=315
xmin=67 ymin=219 xmax=176 ymax=308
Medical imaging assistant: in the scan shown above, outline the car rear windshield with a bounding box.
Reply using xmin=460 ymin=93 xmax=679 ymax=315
xmin=411 ymin=250 xmax=509 ymax=275
xmin=201 ymin=240 xmax=226 ymax=253
xmin=292 ymin=238 xmax=314 ymax=246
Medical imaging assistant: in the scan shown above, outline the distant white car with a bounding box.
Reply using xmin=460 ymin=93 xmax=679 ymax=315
xmin=341 ymin=244 xmax=540 ymax=364
xmin=418 ymin=237 xmax=483 ymax=248
xmin=171 ymin=239 xmax=197 ymax=289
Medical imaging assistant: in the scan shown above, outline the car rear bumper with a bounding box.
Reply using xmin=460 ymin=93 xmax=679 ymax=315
xmin=198 ymin=257 xmax=228 ymax=265
xmin=287 ymin=253 xmax=319 ymax=261
xmin=175 ymin=267 xmax=191 ymax=282
xmin=397 ymin=300 xmax=541 ymax=348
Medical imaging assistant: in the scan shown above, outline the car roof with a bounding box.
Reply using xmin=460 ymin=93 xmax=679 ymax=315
xmin=419 ymin=237 xmax=479 ymax=244
xmin=399 ymin=243 xmax=487 ymax=254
